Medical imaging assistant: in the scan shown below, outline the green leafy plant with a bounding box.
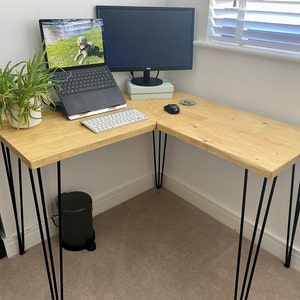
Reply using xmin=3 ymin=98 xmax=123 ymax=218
xmin=0 ymin=46 xmax=59 ymax=129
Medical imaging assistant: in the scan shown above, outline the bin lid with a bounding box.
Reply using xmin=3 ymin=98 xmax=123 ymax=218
xmin=60 ymin=192 xmax=92 ymax=213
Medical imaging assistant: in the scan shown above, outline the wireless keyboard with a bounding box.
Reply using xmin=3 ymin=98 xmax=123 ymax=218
xmin=81 ymin=108 xmax=149 ymax=133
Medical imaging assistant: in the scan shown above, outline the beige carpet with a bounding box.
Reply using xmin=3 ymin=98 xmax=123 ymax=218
xmin=1 ymin=188 xmax=300 ymax=299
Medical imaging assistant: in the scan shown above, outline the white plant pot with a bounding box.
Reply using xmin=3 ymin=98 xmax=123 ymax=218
xmin=7 ymin=98 xmax=42 ymax=129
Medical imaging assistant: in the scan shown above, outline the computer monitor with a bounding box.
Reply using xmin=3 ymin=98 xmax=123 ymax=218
xmin=96 ymin=6 xmax=195 ymax=87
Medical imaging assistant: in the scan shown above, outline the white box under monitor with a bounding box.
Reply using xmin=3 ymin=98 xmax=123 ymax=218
xmin=126 ymin=78 xmax=174 ymax=100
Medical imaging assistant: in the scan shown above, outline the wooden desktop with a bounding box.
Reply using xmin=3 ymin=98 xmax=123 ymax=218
xmin=1 ymin=91 xmax=300 ymax=299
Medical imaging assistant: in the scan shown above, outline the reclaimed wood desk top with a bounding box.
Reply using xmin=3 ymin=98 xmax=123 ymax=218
xmin=0 ymin=98 xmax=157 ymax=169
xmin=1 ymin=91 xmax=300 ymax=178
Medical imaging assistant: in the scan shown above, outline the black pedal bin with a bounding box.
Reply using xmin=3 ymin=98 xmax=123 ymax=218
xmin=59 ymin=191 xmax=96 ymax=251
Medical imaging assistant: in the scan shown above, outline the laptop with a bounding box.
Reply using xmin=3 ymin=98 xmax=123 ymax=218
xmin=39 ymin=19 xmax=127 ymax=120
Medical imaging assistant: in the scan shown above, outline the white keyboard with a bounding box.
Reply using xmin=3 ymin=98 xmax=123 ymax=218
xmin=81 ymin=108 xmax=149 ymax=133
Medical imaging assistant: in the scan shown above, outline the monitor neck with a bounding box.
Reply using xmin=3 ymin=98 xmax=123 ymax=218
xmin=131 ymin=70 xmax=163 ymax=87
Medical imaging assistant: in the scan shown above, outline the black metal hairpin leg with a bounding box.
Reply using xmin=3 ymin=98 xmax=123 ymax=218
xmin=28 ymin=164 xmax=62 ymax=300
xmin=1 ymin=142 xmax=25 ymax=255
xmin=57 ymin=161 xmax=64 ymax=300
xmin=235 ymin=169 xmax=277 ymax=300
xmin=152 ymin=130 xmax=168 ymax=189
xmin=285 ymin=164 xmax=300 ymax=268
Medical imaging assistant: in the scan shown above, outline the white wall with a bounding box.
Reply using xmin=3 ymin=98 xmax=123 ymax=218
xmin=1 ymin=0 xmax=300 ymax=272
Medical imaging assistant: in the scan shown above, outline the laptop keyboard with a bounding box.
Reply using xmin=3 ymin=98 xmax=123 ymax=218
xmin=54 ymin=66 xmax=116 ymax=95
xmin=81 ymin=108 xmax=149 ymax=133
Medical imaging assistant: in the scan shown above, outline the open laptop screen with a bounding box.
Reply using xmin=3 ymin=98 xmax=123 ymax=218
xmin=39 ymin=19 xmax=105 ymax=70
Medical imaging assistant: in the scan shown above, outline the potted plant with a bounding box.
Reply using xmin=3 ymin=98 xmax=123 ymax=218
xmin=0 ymin=47 xmax=58 ymax=129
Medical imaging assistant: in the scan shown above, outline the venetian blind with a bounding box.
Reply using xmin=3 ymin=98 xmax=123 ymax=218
xmin=208 ymin=0 xmax=300 ymax=53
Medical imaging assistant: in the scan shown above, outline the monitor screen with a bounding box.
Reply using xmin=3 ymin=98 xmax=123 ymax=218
xmin=96 ymin=6 xmax=195 ymax=86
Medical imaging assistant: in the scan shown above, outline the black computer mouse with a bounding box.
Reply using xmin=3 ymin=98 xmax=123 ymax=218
xmin=164 ymin=103 xmax=180 ymax=114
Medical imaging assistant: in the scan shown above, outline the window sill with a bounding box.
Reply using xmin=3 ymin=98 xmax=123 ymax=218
xmin=194 ymin=40 xmax=300 ymax=64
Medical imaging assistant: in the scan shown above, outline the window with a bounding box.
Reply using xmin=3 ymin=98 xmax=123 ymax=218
xmin=208 ymin=0 xmax=300 ymax=53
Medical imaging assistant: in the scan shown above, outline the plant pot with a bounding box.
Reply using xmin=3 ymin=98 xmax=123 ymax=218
xmin=7 ymin=98 xmax=42 ymax=129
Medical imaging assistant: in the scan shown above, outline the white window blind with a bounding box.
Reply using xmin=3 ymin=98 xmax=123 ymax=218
xmin=208 ymin=0 xmax=300 ymax=53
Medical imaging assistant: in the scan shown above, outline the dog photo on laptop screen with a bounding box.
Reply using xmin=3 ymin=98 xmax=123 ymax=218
xmin=41 ymin=19 xmax=104 ymax=68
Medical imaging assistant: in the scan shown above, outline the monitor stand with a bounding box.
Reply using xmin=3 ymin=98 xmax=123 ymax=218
xmin=131 ymin=70 xmax=163 ymax=87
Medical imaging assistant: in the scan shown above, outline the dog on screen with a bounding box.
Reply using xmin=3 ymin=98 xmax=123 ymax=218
xmin=74 ymin=36 xmax=94 ymax=64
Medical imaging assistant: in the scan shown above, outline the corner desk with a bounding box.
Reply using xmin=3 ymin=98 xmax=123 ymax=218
xmin=1 ymin=91 xmax=300 ymax=300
